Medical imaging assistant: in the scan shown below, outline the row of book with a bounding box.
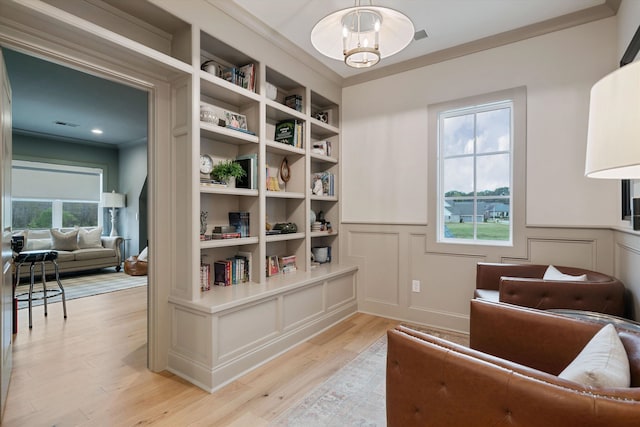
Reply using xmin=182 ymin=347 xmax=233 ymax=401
xmin=200 ymin=251 xmax=253 ymax=290
xmin=223 ymin=63 xmax=256 ymax=92
xmin=274 ymin=119 xmax=304 ymax=148
xmin=311 ymin=172 xmax=335 ymax=196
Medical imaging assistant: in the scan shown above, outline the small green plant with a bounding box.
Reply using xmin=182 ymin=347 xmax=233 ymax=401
xmin=211 ymin=160 xmax=246 ymax=183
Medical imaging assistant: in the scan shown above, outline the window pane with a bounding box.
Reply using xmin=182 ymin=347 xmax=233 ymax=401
xmin=476 ymin=153 xmax=510 ymax=195
xmin=476 ymin=108 xmax=510 ymax=153
xmin=443 ymin=157 xmax=474 ymax=195
xmin=62 ymin=202 xmax=98 ymax=227
xmin=12 ymin=201 xmax=53 ymax=229
xmin=443 ymin=199 xmax=474 ymax=240
xmin=442 ymin=114 xmax=474 ymax=157
xmin=477 ymin=198 xmax=510 ymax=241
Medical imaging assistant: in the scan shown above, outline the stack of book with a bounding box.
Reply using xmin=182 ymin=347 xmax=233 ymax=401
xmin=274 ymin=119 xmax=304 ymax=148
xmin=285 ymin=94 xmax=302 ymax=112
xmin=228 ymin=211 xmax=250 ymax=237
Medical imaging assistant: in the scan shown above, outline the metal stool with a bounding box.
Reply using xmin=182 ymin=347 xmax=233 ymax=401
xmin=14 ymin=250 xmax=67 ymax=329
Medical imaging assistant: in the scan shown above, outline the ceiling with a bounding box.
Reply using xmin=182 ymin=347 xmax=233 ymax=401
xmin=227 ymin=0 xmax=610 ymax=79
xmin=3 ymin=48 xmax=148 ymax=147
xmin=2 ymin=0 xmax=615 ymax=146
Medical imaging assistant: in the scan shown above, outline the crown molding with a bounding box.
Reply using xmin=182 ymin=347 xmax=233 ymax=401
xmin=343 ymin=0 xmax=620 ymax=87
xmin=205 ymin=0 xmax=343 ymax=86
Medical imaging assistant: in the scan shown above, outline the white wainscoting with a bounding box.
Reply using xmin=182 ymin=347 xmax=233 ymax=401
xmin=344 ymin=223 xmax=620 ymax=333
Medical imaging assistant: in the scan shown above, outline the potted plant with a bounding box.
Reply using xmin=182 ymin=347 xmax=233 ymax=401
xmin=211 ymin=160 xmax=246 ymax=186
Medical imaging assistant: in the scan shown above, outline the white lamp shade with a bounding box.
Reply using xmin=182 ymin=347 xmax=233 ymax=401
xmin=102 ymin=191 xmax=126 ymax=208
xmin=585 ymin=60 xmax=640 ymax=179
xmin=311 ymin=6 xmax=414 ymax=62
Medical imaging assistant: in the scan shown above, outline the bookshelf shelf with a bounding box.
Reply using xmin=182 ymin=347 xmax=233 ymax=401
xmin=265 ymin=232 xmax=305 ymax=243
xmin=200 ymin=71 xmax=261 ymax=106
xmin=199 ymin=185 xmax=258 ymax=196
xmin=200 ymin=122 xmax=259 ymax=145
xmin=266 ymin=190 xmax=305 ymax=199
xmin=310 ymin=153 xmax=338 ymax=164
xmin=200 ymin=236 xmax=259 ymax=249
xmin=265 ymin=140 xmax=306 ymax=156
xmin=310 ymin=231 xmax=338 ymax=238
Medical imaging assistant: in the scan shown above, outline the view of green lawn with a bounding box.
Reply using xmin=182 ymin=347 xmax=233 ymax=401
xmin=445 ymin=221 xmax=510 ymax=241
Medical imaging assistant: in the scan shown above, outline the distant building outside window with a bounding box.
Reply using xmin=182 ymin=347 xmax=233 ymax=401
xmin=438 ymin=100 xmax=513 ymax=245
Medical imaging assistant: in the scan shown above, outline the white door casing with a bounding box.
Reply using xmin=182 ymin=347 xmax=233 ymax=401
xmin=0 ymin=47 xmax=13 ymax=420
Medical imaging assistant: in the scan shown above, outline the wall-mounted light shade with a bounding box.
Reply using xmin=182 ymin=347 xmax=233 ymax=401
xmin=311 ymin=5 xmax=414 ymax=69
xmin=585 ymin=60 xmax=640 ymax=179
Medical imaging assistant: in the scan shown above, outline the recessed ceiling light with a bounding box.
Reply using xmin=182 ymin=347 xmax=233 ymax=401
xmin=91 ymin=128 xmax=103 ymax=135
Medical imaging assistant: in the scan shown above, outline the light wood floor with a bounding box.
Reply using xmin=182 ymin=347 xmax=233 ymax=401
xmin=2 ymin=286 xmax=399 ymax=426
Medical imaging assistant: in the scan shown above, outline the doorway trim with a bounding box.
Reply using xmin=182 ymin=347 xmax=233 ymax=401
xmin=0 ymin=14 xmax=179 ymax=372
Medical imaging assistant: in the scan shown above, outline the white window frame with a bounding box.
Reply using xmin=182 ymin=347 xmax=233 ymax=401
xmin=427 ymin=87 xmax=526 ymax=254
xmin=437 ymin=100 xmax=514 ymax=246
xmin=12 ymin=160 xmax=104 ymax=229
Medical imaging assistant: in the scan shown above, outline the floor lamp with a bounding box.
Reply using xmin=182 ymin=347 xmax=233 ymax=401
xmin=102 ymin=190 xmax=126 ymax=237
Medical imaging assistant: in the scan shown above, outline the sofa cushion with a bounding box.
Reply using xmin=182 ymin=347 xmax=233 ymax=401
xmin=28 ymin=229 xmax=51 ymax=239
xmin=51 ymin=228 xmax=79 ymax=251
xmin=543 ymin=265 xmax=587 ymax=281
xmin=53 ymin=251 xmax=76 ymax=262
xmin=74 ymin=248 xmax=116 ymax=261
xmin=78 ymin=226 xmax=103 ymax=249
xmin=558 ymin=323 xmax=630 ymax=388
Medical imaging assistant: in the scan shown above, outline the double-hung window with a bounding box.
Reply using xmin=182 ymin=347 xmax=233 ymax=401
xmin=438 ymin=100 xmax=513 ymax=245
xmin=12 ymin=161 xmax=103 ymax=229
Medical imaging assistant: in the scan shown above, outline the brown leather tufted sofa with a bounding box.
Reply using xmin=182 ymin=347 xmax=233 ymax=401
xmin=386 ymin=299 xmax=640 ymax=427
xmin=474 ymin=262 xmax=627 ymax=317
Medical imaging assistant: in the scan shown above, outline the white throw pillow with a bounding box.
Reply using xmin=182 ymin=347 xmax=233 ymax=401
xmin=558 ymin=323 xmax=630 ymax=388
xmin=138 ymin=247 xmax=148 ymax=262
xmin=50 ymin=228 xmax=79 ymax=251
xmin=543 ymin=265 xmax=587 ymax=281
xmin=78 ymin=227 xmax=103 ymax=249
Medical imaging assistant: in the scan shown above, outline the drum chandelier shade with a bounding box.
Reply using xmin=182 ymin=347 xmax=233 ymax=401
xmin=585 ymin=60 xmax=640 ymax=179
xmin=311 ymin=3 xmax=414 ymax=68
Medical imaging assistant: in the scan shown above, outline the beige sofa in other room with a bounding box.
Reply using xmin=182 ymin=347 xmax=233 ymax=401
xmin=14 ymin=227 xmax=123 ymax=277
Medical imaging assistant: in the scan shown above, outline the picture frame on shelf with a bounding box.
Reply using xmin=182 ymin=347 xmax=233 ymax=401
xmin=266 ymin=255 xmax=280 ymax=277
xmin=224 ymin=110 xmax=248 ymax=131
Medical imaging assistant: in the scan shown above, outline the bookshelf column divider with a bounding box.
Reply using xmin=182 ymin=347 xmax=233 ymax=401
xmin=258 ymin=61 xmax=267 ymax=284
xmin=191 ymin=24 xmax=203 ymax=301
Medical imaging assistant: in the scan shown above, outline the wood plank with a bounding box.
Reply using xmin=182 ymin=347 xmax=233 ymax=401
xmin=2 ymin=285 xmax=399 ymax=426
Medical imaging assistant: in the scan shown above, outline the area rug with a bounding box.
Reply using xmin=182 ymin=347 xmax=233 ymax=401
xmin=270 ymin=325 xmax=468 ymax=427
xmin=16 ymin=269 xmax=147 ymax=309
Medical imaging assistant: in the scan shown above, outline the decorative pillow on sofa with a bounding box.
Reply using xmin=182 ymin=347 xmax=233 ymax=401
xmin=25 ymin=229 xmax=52 ymax=251
xmin=543 ymin=265 xmax=587 ymax=281
xmin=78 ymin=227 xmax=103 ymax=249
xmin=50 ymin=228 xmax=79 ymax=251
xmin=558 ymin=323 xmax=630 ymax=388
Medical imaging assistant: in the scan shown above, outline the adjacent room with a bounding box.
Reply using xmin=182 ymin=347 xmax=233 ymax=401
xmin=0 ymin=0 xmax=639 ymax=425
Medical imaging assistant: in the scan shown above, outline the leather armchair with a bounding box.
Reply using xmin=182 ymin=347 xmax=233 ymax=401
xmin=474 ymin=262 xmax=627 ymax=317
xmin=386 ymin=299 xmax=640 ymax=427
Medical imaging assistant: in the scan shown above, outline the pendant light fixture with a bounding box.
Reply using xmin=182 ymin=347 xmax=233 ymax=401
xmin=311 ymin=1 xmax=414 ymax=69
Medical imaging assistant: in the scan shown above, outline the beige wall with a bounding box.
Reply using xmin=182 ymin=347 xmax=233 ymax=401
xmin=613 ymin=0 xmax=640 ymax=321
xmin=341 ymin=17 xmax=637 ymax=332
